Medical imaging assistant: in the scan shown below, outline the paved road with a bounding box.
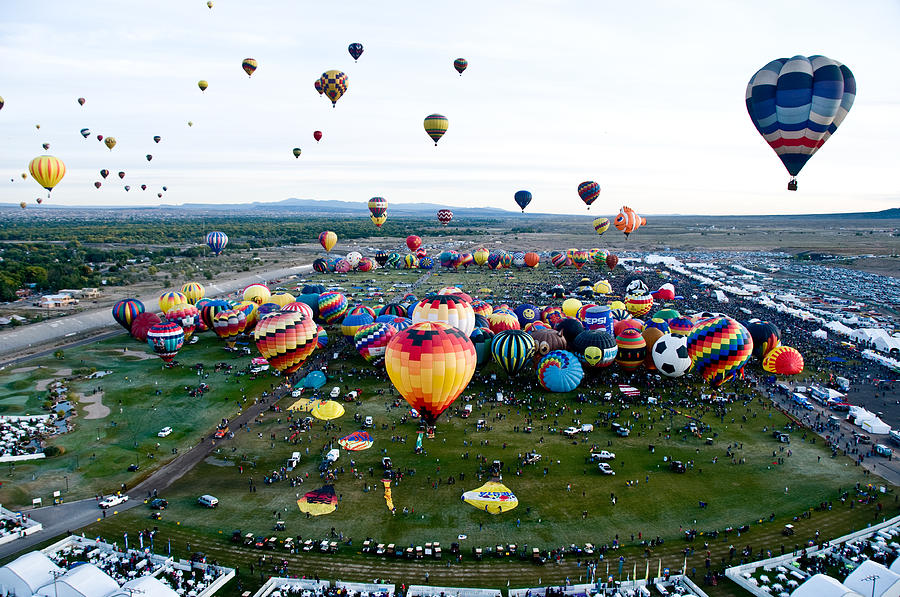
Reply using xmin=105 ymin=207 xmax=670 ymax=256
xmin=0 ymin=264 xmax=312 ymax=365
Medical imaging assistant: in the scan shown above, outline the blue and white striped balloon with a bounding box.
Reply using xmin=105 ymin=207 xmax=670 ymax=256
xmin=745 ymin=55 xmax=855 ymax=187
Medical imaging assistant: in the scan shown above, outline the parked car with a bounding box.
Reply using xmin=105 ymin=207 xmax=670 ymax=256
xmin=157 ymin=426 xmax=173 ymax=438
xmin=197 ymin=494 xmax=219 ymax=508
xmin=670 ymin=460 xmax=686 ymax=473
xmin=99 ymin=495 xmax=129 ymax=509
xmin=150 ymin=498 xmax=168 ymax=510
xmin=562 ymin=426 xmax=579 ymax=438
xmin=597 ymin=462 xmax=615 ymax=475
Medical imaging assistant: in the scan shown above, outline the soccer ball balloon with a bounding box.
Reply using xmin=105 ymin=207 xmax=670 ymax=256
xmin=651 ymin=333 xmax=691 ymax=378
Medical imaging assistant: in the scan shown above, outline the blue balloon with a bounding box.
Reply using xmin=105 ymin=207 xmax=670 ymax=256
xmin=205 ymin=231 xmax=228 ymax=256
xmin=745 ymin=55 xmax=855 ymax=188
xmin=348 ymin=43 xmax=364 ymax=62
xmin=537 ymin=350 xmax=583 ymax=392
xmin=300 ymin=370 xmax=327 ymax=389
xmin=514 ymin=190 xmax=532 ymax=212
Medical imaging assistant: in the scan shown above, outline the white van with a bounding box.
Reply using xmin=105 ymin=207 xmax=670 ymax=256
xmin=364 ymin=416 xmax=374 ymax=428
xmin=287 ymin=452 xmax=301 ymax=471
xmin=329 ymin=387 xmax=341 ymax=399
xmin=198 ymin=494 xmax=219 ymax=508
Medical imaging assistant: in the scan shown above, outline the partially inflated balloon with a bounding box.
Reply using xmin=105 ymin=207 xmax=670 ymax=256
xmin=746 ymin=55 xmax=855 ymax=190
xmin=242 ymin=58 xmax=258 ymax=77
xmin=385 ymin=322 xmax=476 ymax=425
xmin=424 ymin=114 xmax=448 ymax=145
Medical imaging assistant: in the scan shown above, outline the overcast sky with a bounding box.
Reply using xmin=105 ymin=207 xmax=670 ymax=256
xmin=2 ymin=0 xmax=899 ymax=215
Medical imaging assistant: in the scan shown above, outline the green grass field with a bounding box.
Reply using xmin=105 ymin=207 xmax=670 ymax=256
xmin=1 ymin=264 xmax=893 ymax=594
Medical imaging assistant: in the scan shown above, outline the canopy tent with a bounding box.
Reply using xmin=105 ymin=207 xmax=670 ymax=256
xmin=35 ymin=563 xmax=119 ymax=597
xmin=844 ymin=561 xmax=900 ymax=597
xmin=862 ymin=418 xmax=891 ymax=435
xmin=0 ymin=552 xmax=62 ymax=597
xmin=110 ymin=577 xmax=179 ymax=597
xmin=812 ymin=329 xmax=828 ymax=339
xmin=791 ymin=574 xmax=863 ymax=597
xmin=825 ymin=321 xmax=853 ymax=336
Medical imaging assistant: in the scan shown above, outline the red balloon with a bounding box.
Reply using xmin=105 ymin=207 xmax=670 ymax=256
xmin=97 ymin=134 xmax=103 ymax=141
xmin=94 ymin=182 xmax=102 ymax=188
xmin=606 ymin=254 xmax=619 ymax=270
xmin=406 ymin=235 xmax=422 ymax=251
xmin=314 ymin=131 xmax=322 ymax=142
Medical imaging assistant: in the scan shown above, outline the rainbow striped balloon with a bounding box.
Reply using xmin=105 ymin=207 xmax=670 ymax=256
xmin=318 ymin=291 xmax=348 ymax=324
xmin=686 ymin=317 xmax=753 ymax=387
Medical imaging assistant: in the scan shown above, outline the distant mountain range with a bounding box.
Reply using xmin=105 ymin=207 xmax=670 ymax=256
xmin=1 ymin=197 xmax=897 ymax=220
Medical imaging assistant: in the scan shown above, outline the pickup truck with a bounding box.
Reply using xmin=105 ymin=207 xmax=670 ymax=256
xmin=590 ymin=451 xmax=616 ymax=461
xmin=99 ymin=494 xmax=129 ymax=509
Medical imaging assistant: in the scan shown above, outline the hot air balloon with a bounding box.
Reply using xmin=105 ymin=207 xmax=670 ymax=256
xmin=146 ymin=321 xmax=185 ymax=365
xmin=241 ymin=58 xmax=257 ymax=77
xmin=762 ymin=346 xmax=804 ymax=375
xmin=100 ymin=169 xmax=109 ymax=179
xmin=254 ymin=311 xmax=318 ymax=373
xmin=80 ymin=128 xmax=90 ymax=138
xmin=319 ymin=230 xmax=337 ymax=252
xmin=140 ymin=184 xmax=147 ymax=191
xmin=385 ymin=322 xmax=476 ymax=426
xmin=314 ymin=79 xmax=323 ymax=95
xmin=212 ymin=309 xmax=247 ymax=348
xmin=153 ymin=135 xmax=161 ymax=143
xmin=42 ymin=143 xmax=49 ymax=150
xmin=198 ymin=80 xmax=208 ymax=92
xmin=112 ymin=298 xmax=144 ymax=332
xmin=746 ymin=55 xmax=856 ymax=191
xmin=158 ymin=291 xmax=188 ymax=314
xmin=453 ymin=58 xmax=468 ymax=75
xmin=292 ymin=148 xmax=301 ymax=158
xmin=614 ymin=206 xmax=646 ymax=237
xmin=18 ymin=202 xmax=26 ymax=210
xmin=94 ymin=182 xmax=102 ymax=189
xmin=354 ymin=322 xmax=397 ymax=366
xmin=577 ymin=181 xmax=600 ymax=209
xmin=319 ymin=70 xmax=348 ymax=107
xmin=130 ymin=312 xmax=162 ymax=342
xmin=412 ymin=295 xmax=476 ymax=336
xmin=424 ymin=114 xmax=448 ymax=145
xmin=207 ymin=1 xmax=213 ymax=7
xmin=744 ymin=321 xmax=781 ymax=360
xmin=514 ymin=190 xmax=532 ymax=212
xmin=97 ymin=134 xmax=103 ymax=141
xmin=537 ymin=350 xmax=584 ymax=392
xmin=437 ymin=209 xmax=453 ymax=226
xmin=0 ymin=96 xmax=4 ymax=110
xmin=318 ymin=291 xmax=348 ymax=324
xmin=686 ymin=316 xmax=753 ymax=387
xmin=615 ymin=328 xmax=646 ymax=371
xmin=144 ymin=154 xmax=152 ymax=162
xmin=592 ymin=217 xmax=610 ymax=236
xmin=348 ymin=43 xmax=364 ymax=62
xmin=180 ymin=282 xmax=205 ymax=304
xmin=36 ymin=198 xmax=43 ymax=204
xmin=491 ymin=330 xmax=536 ymax=377
xmin=368 ymin=196 xmax=387 ymax=220
xmin=29 ymin=156 xmax=66 ymax=196
xmin=314 ymin=130 xmax=322 ymax=142
xmin=187 ymin=121 xmax=193 ymax=127
xmin=104 ymin=137 xmax=116 ymax=151
xmin=606 ymin=253 xmax=618 ymax=270
xmin=77 ymin=97 xmax=85 ymax=106
xmin=242 ymin=283 xmax=271 ymax=305
xmin=115 ymin=171 xmax=124 ymax=180
xmin=206 ymin=231 xmax=228 ymax=256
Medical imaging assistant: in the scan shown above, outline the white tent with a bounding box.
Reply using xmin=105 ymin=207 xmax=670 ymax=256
xmin=845 ymin=560 xmax=900 ymax=597
xmin=825 ymin=321 xmax=854 ymax=336
xmin=812 ymin=329 xmax=828 ymax=340
xmin=109 ymin=576 xmax=179 ymax=597
xmin=35 ymin=563 xmax=119 ymax=597
xmin=791 ymin=574 xmax=862 ymax=597
xmin=0 ymin=552 xmax=63 ymax=597
xmin=863 ymin=418 xmax=892 ymax=435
